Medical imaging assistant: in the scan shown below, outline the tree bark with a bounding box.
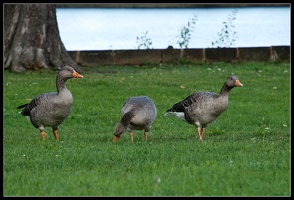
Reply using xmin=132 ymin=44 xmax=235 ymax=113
xmin=4 ymin=4 xmax=81 ymax=73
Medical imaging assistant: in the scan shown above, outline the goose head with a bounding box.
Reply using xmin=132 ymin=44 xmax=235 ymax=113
xmin=225 ymin=76 xmax=243 ymax=88
xmin=59 ymin=66 xmax=84 ymax=79
xmin=113 ymin=123 xmax=127 ymax=142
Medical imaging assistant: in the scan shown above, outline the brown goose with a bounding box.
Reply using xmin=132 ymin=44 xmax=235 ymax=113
xmin=165 ymin=76 xmax=243 ymax=140
xmin=114 ymin=96 xmax=157 ymax=142
xmin=17 ymin=66 xmax=83 ymax=140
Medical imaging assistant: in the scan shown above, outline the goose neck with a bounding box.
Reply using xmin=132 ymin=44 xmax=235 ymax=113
xmin=219 ymin=84 xmax=231 ymax=96
xmin=56 ymin=75 xmax=68 ymax=93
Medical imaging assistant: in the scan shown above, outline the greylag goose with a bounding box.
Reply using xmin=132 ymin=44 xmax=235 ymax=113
xmin=114 ymin=96 xmax=157 ymax=142
xmin=17 ymin=66 xmax=83 ymax=140
xmin=165 ymin=76 xmax=243 ymax=140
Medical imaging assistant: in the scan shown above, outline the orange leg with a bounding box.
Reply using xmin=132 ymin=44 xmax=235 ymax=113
xmin=144 ymin=131 xmax=148 ymax=141
xmin=200 ymin=127 xmax=206 ymax=139
xmin=197 ymin=127 xmax=202 ymax=140
xmin=130 ymin=132 xmax=134 ymax=142
xmin=41 ymin=131 xmax=46 ymax=140
xmin=113 ymin=136 xmax=120 ymax=142
xmin=53 ymin=129 xmax=58 ymax=140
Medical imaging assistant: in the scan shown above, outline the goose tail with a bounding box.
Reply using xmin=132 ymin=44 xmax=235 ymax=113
xmin=165 ymin=111 xmax=186 ymax=121
xmin=165 ymin=112 xmax=173 ymax=116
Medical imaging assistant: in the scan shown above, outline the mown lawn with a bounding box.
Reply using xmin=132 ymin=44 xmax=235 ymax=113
xmin=4 ymin=61 xmax=290 ymax=196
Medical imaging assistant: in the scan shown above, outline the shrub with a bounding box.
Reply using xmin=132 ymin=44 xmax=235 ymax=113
xmin=176 ymin=14 xmax=198 ymax=49
xmin=136 ymin=31 xmax=153 ymax=49
xmin=211 ymin=8 xmax=238 ymax=48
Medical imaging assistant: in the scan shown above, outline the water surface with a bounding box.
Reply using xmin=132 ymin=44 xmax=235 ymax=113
xmin=56 ymin=7 xmax=290 ymax=50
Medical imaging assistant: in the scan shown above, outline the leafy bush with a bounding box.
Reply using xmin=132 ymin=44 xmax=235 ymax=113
xmin=176 ymin=14 xmax=197 ymax=49
xmin=136 ymin=31 xmax=153 ymax=49
xmin=211 ymin=9 xmax=238 ymax=48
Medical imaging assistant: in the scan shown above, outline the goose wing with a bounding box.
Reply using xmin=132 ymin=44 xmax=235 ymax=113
xmin=17 ymin=93 xmax=56 ymax=116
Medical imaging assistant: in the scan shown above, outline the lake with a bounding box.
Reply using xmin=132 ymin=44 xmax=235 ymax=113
xmin=56 ymin=7 xmax=290 ymax=51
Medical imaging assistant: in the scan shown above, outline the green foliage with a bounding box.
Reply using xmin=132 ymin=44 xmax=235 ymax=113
xmin=136 ymin=31 xmax=153 ymax=49
xmin=176 ymin=14 xmax=197 ymax=49
xmin=4 ymin=61 xmax=290 ymax=196
xmin=211 ymin=8 xmax=238 ymax=48
xmin=135 ymin=10 xmax=239 ymax=49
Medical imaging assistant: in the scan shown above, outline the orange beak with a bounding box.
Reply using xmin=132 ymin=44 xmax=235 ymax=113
xmin=235 ymin=79 xmax=243 ymax=87
xmin=113 ymin=136 xmax=120 ymax=142
xmin=72 ymin=70 xmax=84 ymax=78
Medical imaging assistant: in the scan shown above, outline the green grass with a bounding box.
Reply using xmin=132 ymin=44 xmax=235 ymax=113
xmin=4 ymin=61 xmax=290 ymax=196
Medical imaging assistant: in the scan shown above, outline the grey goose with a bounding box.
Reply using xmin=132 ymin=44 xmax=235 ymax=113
xmin=17 ymin=66 xmax=83 ymax=140
xmin=165 ymin=76 xmax=243 ymax=140
xmin=114 ymin=96 xmax=157 ymax=142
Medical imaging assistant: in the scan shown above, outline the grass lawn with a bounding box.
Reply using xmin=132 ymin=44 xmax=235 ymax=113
xmin=3 ymin=61 xmax=290 ymax=196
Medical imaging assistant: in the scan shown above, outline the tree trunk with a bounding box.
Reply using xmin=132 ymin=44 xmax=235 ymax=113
xmin=4 ymin=4 xmax=81 ymax=73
